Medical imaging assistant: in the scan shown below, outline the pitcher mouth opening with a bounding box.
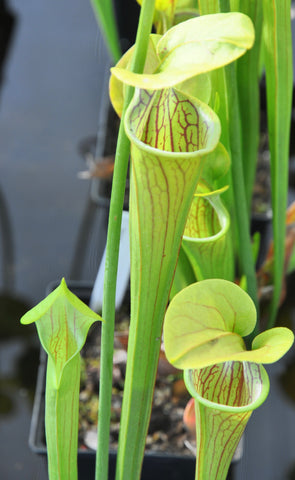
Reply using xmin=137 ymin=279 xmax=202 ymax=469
xmin=184 ymin=360 xmax=270 ymax=413
xmin=183 ymin=195 xmax=229 ymax=244
xmin=124 ymin=88 xmax=221 ymax=158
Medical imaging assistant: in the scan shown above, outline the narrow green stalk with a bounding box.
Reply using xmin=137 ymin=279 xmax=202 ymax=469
xmin=91 ymin=0 xmax=121 ymax=63
xmin=220 ymin=0 xmax=258 ymax=337
xmin=198 ymin=0 xmax=219 ymax=14
xmin=219 ymin=0 xmax=230 ymax=12
xmin=237 ymin=0 xmax=263 ymax=214
xmin=95 ymin=2 xmax=156 ymax=480
xmin=224 ymin=62 xmax=259 ymax=336
xmin=95 ymin=120 xmax=130 ymax=480
xmin=262 ymin=0 xmax=293 ymax=328
xmin=198 ymin=0 xmax=239 ymax=271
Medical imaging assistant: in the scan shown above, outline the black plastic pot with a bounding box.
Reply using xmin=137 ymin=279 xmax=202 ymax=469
xmin=29 ymin=282 xmax=237 ymax=480
xmin=30 ymin=354 xmax=199 ymax=480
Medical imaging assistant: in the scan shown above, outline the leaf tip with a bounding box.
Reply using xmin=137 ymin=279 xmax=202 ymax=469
xmin=20 ymin=310 xmax=32 ymax=326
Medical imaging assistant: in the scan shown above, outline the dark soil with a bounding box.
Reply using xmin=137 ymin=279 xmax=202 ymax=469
xmin=78 ymin=314 xmax=194 ymax=456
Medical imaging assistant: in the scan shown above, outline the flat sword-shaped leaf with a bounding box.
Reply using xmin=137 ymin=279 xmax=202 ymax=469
xmin=262 ymin=0 xmax=293 ymax=327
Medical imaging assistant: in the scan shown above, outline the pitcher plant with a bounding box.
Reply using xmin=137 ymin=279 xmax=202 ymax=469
xmin=20 ymin=1 xmax=294 ymax=480
xmin=109 ymin=10 xmax=256 ymax=480
xmin=164 ymin=279 xmax=293 ymax=480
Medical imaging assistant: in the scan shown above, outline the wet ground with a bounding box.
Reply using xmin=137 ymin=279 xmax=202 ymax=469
xmin=1 ymin=1 xmax=295 ymax=480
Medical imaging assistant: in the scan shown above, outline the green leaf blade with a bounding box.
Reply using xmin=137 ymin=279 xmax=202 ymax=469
xmin=250 ymin=327 xmax=294 ymax=364
xmin=262 ymin=0 xmax=293 ymax=327
xmin=164 ymin=279 xmax=294 ymax=370
xmin=91 ymin=0 xmax=121 ymax=63
xmin=164 ymin=280 xmax=257 ymax=370
xmin=236 ymin=1 xmax=263 ymax=212
xmin=111 ymin=12 xmax=255 ymax=90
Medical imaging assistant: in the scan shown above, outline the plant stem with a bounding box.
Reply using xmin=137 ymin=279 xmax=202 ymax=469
xmin=237 ymin=0 xmax=263 ymax=215
xmin=262 ymin=0 xmax=292 ymax=328
xmin=91 ymin=0 xmax=121 ymax=63
xmin=220 ymin=0 xmax=258 ymax=339
xmin=224 ymin=62 xmax=259 ymax=338
xmin=219 ymin=0 xmax=230 ymax=12
xmin=95 ymin=2 xmax=156 ymax=480
xmin=199 ymin=0 xmax=219 ymax=13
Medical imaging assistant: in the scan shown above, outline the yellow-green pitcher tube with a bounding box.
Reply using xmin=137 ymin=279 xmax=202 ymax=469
xmin=20 ymin=279 xmax=102 ymax=480
xmin=182 ymin=191 xmax=234 ymax=282
xmin=45 ymin=355 xmax=80 ymax=480
xmin=184 ymin=361 xmax=270 ymax=480
xmin=115 ymin=87 xmax=221 ymax=480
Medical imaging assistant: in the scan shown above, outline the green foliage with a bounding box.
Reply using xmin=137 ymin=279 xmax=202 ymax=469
xmin=184 ymin=361 xmax=270 ymax=480
xmin=111 ymin=12 xmax=254 ymax=90
xmin=90 ymin=0 xmax=121 ymax=63
xmin=135 ymin=0 xmax=199 ymax=33
xmin=21 ymin=279 xmax=102 ymax=480
xmin=262 ymin=0 xmax=293 ymax=327
xmin=110 ymin=10 xmax=255 ymax=480
xmin=115 ymin=85 xmax=221 ymax=480
xmin=96 ymin=2 xmax=157 ymax=479
xmin=22 ymin=2 xmax=294 ymax=480
xmin=181 ymin=190 xmax=234 ymax=282
xmin=106 ymin=4 xmax=293 ymax=478
xmin=164 ymin=279 xmax=293 ymax=370
xmin=164 ymin=278 xmax=293 ymax=479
